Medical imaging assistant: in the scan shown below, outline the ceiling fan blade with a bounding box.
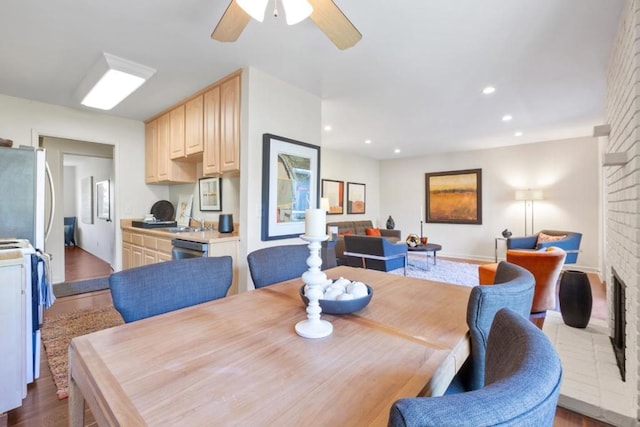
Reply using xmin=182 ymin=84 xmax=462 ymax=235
xmin=307 ymin=0 xmax=362 ymax=50
xmin=211 ymin=0 xmax=251 ymax=42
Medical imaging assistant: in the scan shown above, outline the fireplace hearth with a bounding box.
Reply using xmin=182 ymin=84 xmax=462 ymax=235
xmin=610 ymin=268 xmax=626 ymax=381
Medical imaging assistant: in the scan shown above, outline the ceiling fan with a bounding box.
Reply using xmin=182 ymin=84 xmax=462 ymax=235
xmin=211 ymin=0 xmax=362 ymax=50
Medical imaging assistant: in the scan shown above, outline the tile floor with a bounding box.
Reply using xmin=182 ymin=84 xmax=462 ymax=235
xmin=543 ymin=311 xmax=637 ymax=426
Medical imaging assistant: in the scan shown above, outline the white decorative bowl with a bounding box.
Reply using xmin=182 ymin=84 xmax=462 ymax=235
xmin=299 ymin=284 xmax=373 ymax=314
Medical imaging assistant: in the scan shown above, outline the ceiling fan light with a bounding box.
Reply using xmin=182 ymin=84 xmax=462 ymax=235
xmin=282 ymin=0 xmax=313 ymax=25
xmin=237 ymin=0 xmax=268 ymax=22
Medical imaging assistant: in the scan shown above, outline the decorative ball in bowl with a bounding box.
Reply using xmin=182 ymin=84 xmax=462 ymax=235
xmin=299 ymin=279 xmax=373 ymax=315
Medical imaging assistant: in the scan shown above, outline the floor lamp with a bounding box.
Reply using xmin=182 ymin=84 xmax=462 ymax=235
xmin=515 ymin=189 xmax=544 ymax=236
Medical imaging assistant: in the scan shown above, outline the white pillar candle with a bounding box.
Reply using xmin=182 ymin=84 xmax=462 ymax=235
xmin=305 ymin=208 xmax=326 ymax=238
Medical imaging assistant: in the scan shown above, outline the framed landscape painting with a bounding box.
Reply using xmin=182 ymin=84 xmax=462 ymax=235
xmin=347 ymin=182 xmax=366 ymax=214
xmin=425 ymin=169 xmax=482 ymax=224
xmin=321 ymin=179 xmax=344 ymax=215
xmin=261 ymin=133 xmax=320 ymax=240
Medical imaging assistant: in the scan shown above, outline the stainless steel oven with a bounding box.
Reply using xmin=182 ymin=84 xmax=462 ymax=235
xmin=171 ymin=239 xmax=209 ymax=259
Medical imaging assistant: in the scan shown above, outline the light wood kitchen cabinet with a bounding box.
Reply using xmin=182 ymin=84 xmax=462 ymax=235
xmin=185 ymin=94 xmax=204 ymax=157
xmin=122 ymin=241 xmax=133 ymax=270
xmin=203 ymin=85 xmax=220 ymax=175
xmin=203 ymin=73 xmax=240 ymax=176
xmin=220 ymin=74 xmax=240 ymax=173
xmin=144 ymin=69 xmax=240 ymax=182
xmin=145 ymin=121 xmax=157 ymax=183
xmin=153 ymin=110 xmax=196 ymax=184
xmin=169 ymin=105 xmax=185 ymax=160
xmin=122 ymin=230 xmax=172 ymax=269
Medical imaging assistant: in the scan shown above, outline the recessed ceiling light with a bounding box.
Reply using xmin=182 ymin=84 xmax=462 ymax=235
xmin=482 ymin=86 xmax=496 ymax=95
xmin=514 ymin=131 xmax=523 ymax=137
xmin=394 ymin=148 xmax=401 ymax=154
xmin=364 ymin=139 xmax=372 ymax=144
xmin=502 ymin=115 xmax=513 ymax=122
xmin=324 ymin=125 xmax=332 ymax=132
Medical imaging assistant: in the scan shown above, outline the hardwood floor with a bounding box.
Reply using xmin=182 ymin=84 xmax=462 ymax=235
xmin=63 ymin=246 xmax=112 ymax=283
xmin=7 ymin=254 xmax=613 ymax=426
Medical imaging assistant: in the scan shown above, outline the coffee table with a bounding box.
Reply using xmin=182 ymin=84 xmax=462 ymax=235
xmin=407 ymin=243 xmax=442 ymax=271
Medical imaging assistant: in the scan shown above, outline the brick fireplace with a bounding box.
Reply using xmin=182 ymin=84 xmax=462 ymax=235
xmin=604 ymin=0 xmax=640 ymax=422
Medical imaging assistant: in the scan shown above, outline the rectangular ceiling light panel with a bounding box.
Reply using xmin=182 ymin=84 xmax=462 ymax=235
xmin=77 ymin=53 xmax=156 ymax=110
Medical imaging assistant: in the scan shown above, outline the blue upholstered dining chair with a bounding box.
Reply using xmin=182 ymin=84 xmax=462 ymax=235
xmin=388 ymin=308 xmax=562 ymax=427
xmin=110 ymin=256 xmax=233 ymax=323
xmin=247 ymin=244 xmax=309 ymax=289
xmin=453 ymin=261 xmax=535 ymax=392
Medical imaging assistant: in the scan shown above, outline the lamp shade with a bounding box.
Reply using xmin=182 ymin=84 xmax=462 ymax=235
xmin=515 ymin=189 xmax=544 ymax=201
xmin=237 ymin=0 xmax=269 ymax=22
xmin=282 ymin=0 xmax=313 ymax=25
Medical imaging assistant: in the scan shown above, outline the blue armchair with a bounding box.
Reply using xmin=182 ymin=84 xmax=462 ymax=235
xmin=344 ymin=235 xmax=407 ymax=273
xmin=507 ymin=229 xmax=582 ymax=263
xmin=64 ymin=216 xmax=76 ymax=246
xmin=110 ymin=256 xmax=233 ymax=323
xmin=388 ymin=308 xmax=562 ymax=427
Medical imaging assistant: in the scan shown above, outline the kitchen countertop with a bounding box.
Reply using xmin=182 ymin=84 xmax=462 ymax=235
xmin=121 ymin=220 xmax=239 ymax=244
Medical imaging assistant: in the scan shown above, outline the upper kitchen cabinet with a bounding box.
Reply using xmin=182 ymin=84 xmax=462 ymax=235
xmin=144 ymin=69 xmax=241 ymax=183
xmin=152 ymin=110 xmax=196 ymax=184
xmin=203 ymin=73 xmax=240 ymax=176
xmin=219 ymin=74 xmax=240 ymax=174
xmin=185 ymin=94 xmax=204 ymax=157
xmin=169 ymin=105 xmax=185 ymax=160
xmin=145 ymin=121 xmax=157 ymax=183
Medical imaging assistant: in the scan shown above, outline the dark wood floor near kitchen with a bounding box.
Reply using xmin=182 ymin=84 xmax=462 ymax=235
xmin=6 ymin=253 xmax=613 ymax=427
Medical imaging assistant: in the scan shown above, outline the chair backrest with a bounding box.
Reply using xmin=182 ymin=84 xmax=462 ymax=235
xmin=110 ymin=256 xmax=233 ymax=323
xmin=388 ymin=308 xmax=562 ymax=427
xmin=344 ymin=235 xmax=407 ymax=272
xmin=506 ymin=247 xmax=566 ymax=313
xmin=247 ymin=244 xmax=309 ymax=289
xmin=465 ymin=261 xmax=535 ymax=390
xmin=64 ymin=216 xmax=76 ymax=226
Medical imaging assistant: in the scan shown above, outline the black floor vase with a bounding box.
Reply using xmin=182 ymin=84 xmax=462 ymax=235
xmin=559 ymin=270 xmax=592 ymax=328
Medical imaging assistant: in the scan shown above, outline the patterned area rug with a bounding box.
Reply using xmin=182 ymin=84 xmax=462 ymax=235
xmin=389 ymin=254 xmax=480 ymax=287
xmin=41 ymin=305 xmax=124 ymax=399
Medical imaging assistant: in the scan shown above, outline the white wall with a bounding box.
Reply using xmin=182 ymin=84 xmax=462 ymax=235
xmin=73 ymin=156 xmax=115 ymax=266
xmin=240 ymin=67 xmax=321 ymax=292
xmin=380 ymin=136 xmax=600 ymax=271
xmin=0 ymin=93 xmax=169 ymax=281
xmin=320 ymin=149 xmax=381 ymax=226
xmin=63 ymin=166 xmax=76 ymax=216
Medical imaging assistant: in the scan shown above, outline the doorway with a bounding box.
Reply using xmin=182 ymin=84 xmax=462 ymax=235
xmin=40 ymin=136 xmax=115 ymax=284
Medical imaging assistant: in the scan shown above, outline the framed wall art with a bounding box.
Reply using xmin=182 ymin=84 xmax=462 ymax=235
xmin=96 ymin=179 xmax=110 ymax=221
xmin=425 ymin=168 xmax=482 ymax=224
xmin=347 ymin=182 xmax=366 ymax=214
xmin=261 ymin=133 xmax=321 ymax=240
xmin=199 ymin=177 xmax=222 ymax=211
xmin=321 ymin=179 xmax=344 ymax=215
xmin=81 ymin=176 xmax=93 ymax=224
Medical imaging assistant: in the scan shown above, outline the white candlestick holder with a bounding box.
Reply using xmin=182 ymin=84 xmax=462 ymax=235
xmin=295 ymin=233 xmax=333 ymax=339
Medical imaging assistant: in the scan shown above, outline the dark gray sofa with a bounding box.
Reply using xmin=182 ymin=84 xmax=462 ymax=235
xmin=326 ymin=220 xmax=401 ymax=265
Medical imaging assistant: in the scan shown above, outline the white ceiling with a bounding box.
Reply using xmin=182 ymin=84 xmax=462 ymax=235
xmin=0 ymin=0 xmax=624 ymax=159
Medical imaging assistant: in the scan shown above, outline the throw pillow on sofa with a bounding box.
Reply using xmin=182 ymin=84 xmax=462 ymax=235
xmin=365 ymin=228 xmax=382 ymax=236
xmin=537 ymin=232 xmax=566 ymax=245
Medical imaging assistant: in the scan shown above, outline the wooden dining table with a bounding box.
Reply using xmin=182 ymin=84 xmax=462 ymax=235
xmin=68 ymin=266 xmax=472 ymax=426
